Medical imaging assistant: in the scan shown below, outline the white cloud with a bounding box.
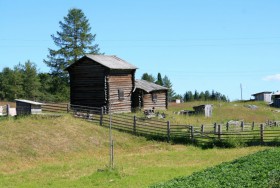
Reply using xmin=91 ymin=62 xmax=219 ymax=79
xmin=263 ymin=74 xmax=280 ymax=81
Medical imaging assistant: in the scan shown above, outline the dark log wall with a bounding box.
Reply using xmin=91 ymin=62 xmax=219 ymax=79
xmin=68 ymin=59 xmax=106 ymax=107
xmin=143 ymin=91 xmax=167 ymax=110
xmin=16 ymin=101 xmax=31 ymax=115
xmin=131 ymin=89 xmax=143 ymax=110
xmin=107 ymin=70 xmax=135 ymax=113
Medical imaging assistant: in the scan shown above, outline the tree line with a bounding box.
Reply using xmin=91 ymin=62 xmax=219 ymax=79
xmin=184 ymin=90 xmax=229 ymax=102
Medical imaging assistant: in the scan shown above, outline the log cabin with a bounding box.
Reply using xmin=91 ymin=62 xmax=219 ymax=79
xmin=132 ymin=79 xmax=168 ymax=110
xmin=65 ymin=54 xmax=137 ymax=113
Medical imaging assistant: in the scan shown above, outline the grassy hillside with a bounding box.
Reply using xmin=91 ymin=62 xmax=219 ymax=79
xmin=0 ymin=115 xmax=268 ymax=187
xmin=165 ymin=101 xmax=280 ymax=125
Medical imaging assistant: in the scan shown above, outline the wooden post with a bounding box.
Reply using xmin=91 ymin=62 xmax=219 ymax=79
xmin=201 ymin=124 xmax=204 ymax=134
xmin=67 ymin=103 xmax=70 ymax=113
xmin=190 ymin=125 xmax=194 ymax=143
xmin=167 ymin=121 xmax=171 ymax=143
xmin=252 ymin=121 xmax=255 ymax=130
xmin=6 ymin=104 xmax=10 ymax=117
xmin=260 ymin=124 xmax=264 ymax=143
xmin=241 ymin=121 xmax=244 ymax=131
xmin=218 ymin=124 xmax=222 ymax=140
xmin=100 ymin=107 xmax=103 ymax=126
xmin=110 ymin=140 xmax=114 ymax=169
xmin=214 ymin=123 xmax=217 ymax=134
xmin=226 ymin=122 xmax=229 ymax=132
xmin=133 ymin=115 xmax=137 ymax=134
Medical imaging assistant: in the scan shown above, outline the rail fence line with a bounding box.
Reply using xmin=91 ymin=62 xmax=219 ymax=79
xmin=66 ymin=104 xmax=280 ymax=145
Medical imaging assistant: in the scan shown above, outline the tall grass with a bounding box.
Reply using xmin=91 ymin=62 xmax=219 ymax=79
xmin=0 ymin=114 xmax=269 ymax=187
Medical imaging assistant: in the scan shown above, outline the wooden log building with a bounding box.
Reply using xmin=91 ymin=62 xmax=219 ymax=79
xmin=65 ymin=55 xmax=137 ymax=113
xmin=132 ymin=79 xmax=168 ymax=110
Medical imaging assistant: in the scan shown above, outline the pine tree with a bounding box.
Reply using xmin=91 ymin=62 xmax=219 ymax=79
xmin=44 ymin=8 xmax=101 ymax=100
xmin=141 ymin=73 xmax=155 ymax=82
xmin=194 ymin=90 xmax=199 ymax=100
xmin=155 ymin=73 xmax=163 ymax=86
xmin=21 ymin=61 xmax=41 ymax=100
xmin=162 ymin=75 xmax=175 ymax=101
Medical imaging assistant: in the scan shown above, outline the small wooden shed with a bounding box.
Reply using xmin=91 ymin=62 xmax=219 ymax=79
xmin=15 ymin=99 xmax=43 ymax=116
xmin=132 ymin=79 xmax=168 ymax=110
xmin=65 ymin=54 xmax=137 ymax=113
xmin=252 ymin=91 xmax=272 ymax=103
xmin=193 ymin=104 xmax=213 ymax=117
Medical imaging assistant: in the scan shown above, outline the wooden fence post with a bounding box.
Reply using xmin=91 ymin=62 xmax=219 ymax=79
xmin=252 ymin=121 xmax=255 ymax=130
xmin=218 ymin=124 xmax=222 ymax=140
xmin=189 ymin=125 xmax=194 ymax=143
xmin=167 ymin=121 xmax=170 ymax=143
xmin=100 ymin=107 xmax=103 ymax=126
xmin=133 ymin=115 xmax=137 ymax=134
xmin=260 ymin=124 xmax=264 ymax=143
xmin=6 ymin=104 xmax=10 ymax=117
xmin=214 ymin=123 xmax=217 ymax=134
xmin=241 ymin=121 xmax=244 ymax=131
xmin=226 ymin=122 xmax=229 ymax=132
xmin=201 ymin=124 xmax=204 ymax=134
xmin=67 ymin=103 xmax=70 ymax=113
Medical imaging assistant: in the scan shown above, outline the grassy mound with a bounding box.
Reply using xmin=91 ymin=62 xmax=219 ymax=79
xmin=150 ymin=148 xmax=280 ymax=188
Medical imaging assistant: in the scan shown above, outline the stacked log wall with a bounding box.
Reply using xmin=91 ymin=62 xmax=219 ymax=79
xmin=142 ymin=90 xmax=167 ymax=110
xmin=107 ymin=70 xmax=134 ymax=113
xmin=68 ymin=59 xmax=106 ymax=107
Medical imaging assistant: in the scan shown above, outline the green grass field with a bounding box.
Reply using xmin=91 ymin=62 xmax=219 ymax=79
xmin=0 ymin=101 xmax=279 ymax=187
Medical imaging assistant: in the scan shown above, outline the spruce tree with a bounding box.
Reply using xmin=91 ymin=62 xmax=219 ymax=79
xmin=141 ymin=73 xmax=155 ymax=82
xmin=44 ymin=8 xmax=100 ymax=100
xmin=155 ymin=73 xmax=163 ymax=86
xmin=162 ymin=75 xmax=175 ymax=102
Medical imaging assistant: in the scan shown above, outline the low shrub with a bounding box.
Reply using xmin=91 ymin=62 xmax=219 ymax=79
xmin=150 ymin=148 xmax=280 ymax=188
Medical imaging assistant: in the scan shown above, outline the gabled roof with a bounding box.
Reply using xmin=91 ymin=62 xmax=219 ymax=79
xmin=15 ymin=99 xmax=44 ymax=105
xmin=135 ymin=79 xmax=168 ymax=93
xmin=252 ymin=91 xmax=272 ymax=96
xmin=65 ymin=54 xmax=137 ymax=70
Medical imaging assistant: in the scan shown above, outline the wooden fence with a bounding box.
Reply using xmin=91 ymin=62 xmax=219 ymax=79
xmin=190 ymin=122 xmax=280 ymax=145
xmin=41 ymin=103 xmax=69 ymax=113
xmin=69 ymin=105 xmax=280 ymax=145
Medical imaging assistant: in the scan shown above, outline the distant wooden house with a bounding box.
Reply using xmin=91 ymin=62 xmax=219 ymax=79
xmin=132 ymin=79 xmax=168 ymax=110
xmin=193 ymin=104 xmax=213 ymax=117
xmin=65 ymin=55 xmax=137 ymax=113
xmin=15 ymin=99 xmax=43 ymax=116
xmin=252 ymin=91 xmax=272 ymax=103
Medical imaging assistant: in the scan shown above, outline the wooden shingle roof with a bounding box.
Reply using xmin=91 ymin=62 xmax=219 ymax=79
xmin=135 ymin=79 xmax=168 ymax=93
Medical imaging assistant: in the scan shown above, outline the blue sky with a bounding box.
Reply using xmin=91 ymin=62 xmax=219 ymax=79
xmin=0 ymin=0 xmax=280 ymax=100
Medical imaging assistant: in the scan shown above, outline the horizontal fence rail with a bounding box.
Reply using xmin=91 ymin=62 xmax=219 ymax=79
xmin=42 ymin=103 xmax=69 ymax=113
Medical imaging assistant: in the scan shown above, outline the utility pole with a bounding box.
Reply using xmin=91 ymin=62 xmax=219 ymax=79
xmin=109 ymin=101 xmax=114 ymax=169
xmin=240 ymin=83 xmax=243 ymax=101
